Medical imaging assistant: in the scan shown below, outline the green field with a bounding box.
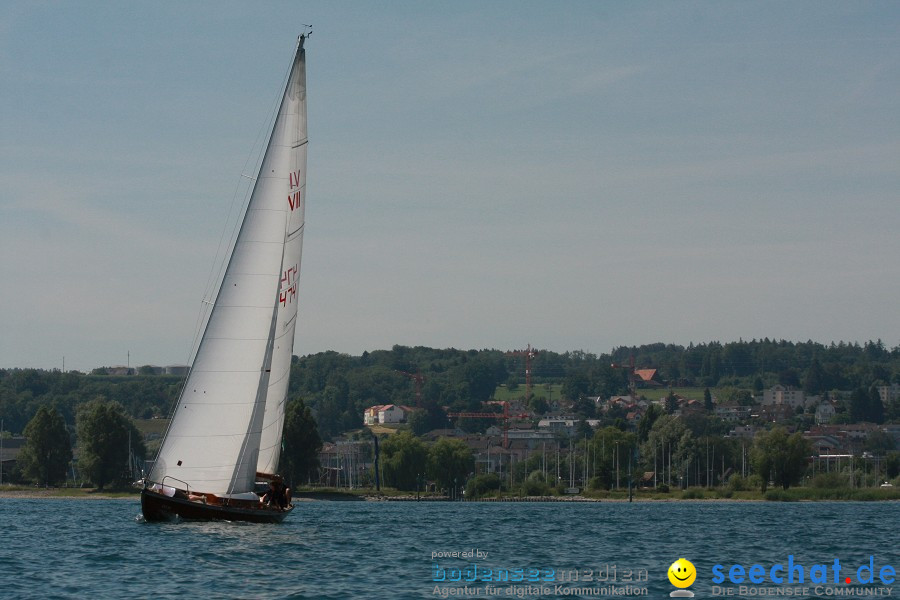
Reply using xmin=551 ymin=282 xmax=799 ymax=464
xmin=492 ymin=385 xmax=715 ymax=404
xmin=638 ymin=387 xmax=712 ymax=402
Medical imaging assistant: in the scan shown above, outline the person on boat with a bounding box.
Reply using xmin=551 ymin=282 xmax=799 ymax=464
xmin=261 ymin=479 xmax=290 ymax=509
xmin=261 ymin=481 xmax=277 ymax=506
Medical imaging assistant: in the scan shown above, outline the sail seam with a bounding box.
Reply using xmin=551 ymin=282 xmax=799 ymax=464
xmin=275 ymin=316 xmax=297 ymax=336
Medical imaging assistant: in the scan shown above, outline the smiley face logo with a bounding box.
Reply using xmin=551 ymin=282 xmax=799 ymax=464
xmin=668 ymin=558 xmax=696 ymax=588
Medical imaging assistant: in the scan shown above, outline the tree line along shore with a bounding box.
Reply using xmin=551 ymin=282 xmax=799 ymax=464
xmin=1 ymin=340 xmax=898 ymax=498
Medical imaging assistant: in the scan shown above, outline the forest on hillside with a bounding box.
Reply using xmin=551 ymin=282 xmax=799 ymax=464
xmin=2 ymin=339 xmax=898 ymax=440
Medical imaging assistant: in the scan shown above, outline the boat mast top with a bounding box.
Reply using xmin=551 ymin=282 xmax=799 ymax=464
xmin=299 ymin=24 xmax=312 ymax=47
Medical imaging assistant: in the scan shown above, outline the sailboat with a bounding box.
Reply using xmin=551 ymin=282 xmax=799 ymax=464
xmin=141 ymin=35 xmax=309 ymax=523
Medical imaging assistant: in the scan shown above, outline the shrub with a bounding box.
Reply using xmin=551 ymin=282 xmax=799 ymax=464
xmin=465 ymin=474 xmax=500 ymax=499
xmin=588 ymin=476 xmax=606 ymax=491
xmin=728 ymin=475 xmax=747 ymax=491
xmin=764 ymin=489 xmax=796 ymax=501
xmin=746 ymin=474 xmax=764 ymax=491
xmin=522 ymin=478 xmax=550 ymax=496
xmin=522 ymin=471 xmax=551 ymax=496
xmin=809 ymin=472 xmax=847 ymax=489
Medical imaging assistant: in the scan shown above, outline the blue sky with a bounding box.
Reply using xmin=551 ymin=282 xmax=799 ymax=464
xmin=2 ymin=2 xmax=899 ymax=372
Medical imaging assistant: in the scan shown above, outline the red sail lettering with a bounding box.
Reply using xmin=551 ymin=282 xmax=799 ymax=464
xmin=287 ymin=190 xmax=301 ymax=211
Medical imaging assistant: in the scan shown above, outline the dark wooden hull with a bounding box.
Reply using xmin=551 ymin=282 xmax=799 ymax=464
xmin=141 ymin=488 xmax=293 ymax=524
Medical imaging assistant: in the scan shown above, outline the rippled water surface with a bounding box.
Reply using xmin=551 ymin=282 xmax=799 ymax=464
xmin=0 ymin=499 xmax=896 ymax=599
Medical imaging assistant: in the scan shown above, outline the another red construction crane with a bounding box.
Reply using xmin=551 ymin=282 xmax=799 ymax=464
xmin=447 ymin=401 xmax=530 ymax=449
xmin=396 ymin=370 xmax=425 ymax=408
xmin=506 ymin=344 xmax=538 ymax=403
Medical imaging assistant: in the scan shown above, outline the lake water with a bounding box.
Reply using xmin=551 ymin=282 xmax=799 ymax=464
xmin=0 ymin=499 xmax=896 ymax=599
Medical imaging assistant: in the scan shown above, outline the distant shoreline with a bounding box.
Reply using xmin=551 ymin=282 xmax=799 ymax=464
xmin=2 ymin=488 xmax=897 ymax=502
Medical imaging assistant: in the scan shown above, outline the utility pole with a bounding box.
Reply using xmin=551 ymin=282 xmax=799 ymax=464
xmin=742 ymin=442 xmax=746 ymax=478
xmin=569 ymin=439 xmax=574 ymax=489
xmin=615 ymin=441 xmax=620 ymax=490
xmin=556 ymin=443 xmax=560 ymax=484
xmin=542 ymin=442 xmax=546 ymax=481
xmin=581 ymin=436 xmax=588 ymax=488
xmin=628 ymin=444 xmax=633 ymax=502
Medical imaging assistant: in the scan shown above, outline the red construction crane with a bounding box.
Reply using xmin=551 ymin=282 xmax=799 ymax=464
xmin=506 ymin=344 xmax=538 ymax=403
xmin=396 ymin=370 xmax=425 ymax=408
xmin=447 ymin=401 xmax=530 ymax=448
xmin=610 ymin=355 xmax=637 ymax=400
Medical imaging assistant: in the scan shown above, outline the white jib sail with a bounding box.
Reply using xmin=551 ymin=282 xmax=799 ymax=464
xmin=150 ymin=39 xmax=308 ymax=496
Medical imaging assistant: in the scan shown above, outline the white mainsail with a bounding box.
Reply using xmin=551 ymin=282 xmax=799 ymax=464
xmin=257 ymin=37 xmax=308 ymax=478
xmin=149 ymin=38 xmax=308 ymax=496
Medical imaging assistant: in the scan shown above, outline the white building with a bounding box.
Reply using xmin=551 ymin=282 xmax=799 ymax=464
xmin=760 ymin=385 xmax=817 ymax=410
xmin=363 ymin=404 xmax=410 ymax=425
xmin=878 ymin=384 xmax=900 ymax=407
xmin=378 ymin=404 xmax=406 ymax=424
xmin=364 ymin=406 xmax=381 ymax=426
xmin=715 ymin=405 xmax=751 ymax=422
xmin=814 ymin=402 xmax=836 ymax=425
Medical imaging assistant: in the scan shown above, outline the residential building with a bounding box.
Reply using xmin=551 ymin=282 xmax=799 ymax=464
xmin=814 ymin=402 xmax=836 ymax=425
xmin=363 ymin=404 xmax=411 ymax=425
xmin=877 ymin=384 xmax=900 ymax=407
xmin=760 ymin=385 xmax=814 ymax=410
xmin=634 ymin=369 xmax=663 ymax=388
xmin=537 ymin=417 xmax=601 ymax=436
xmin=726 ymin=425 xmax=757 ymax=439
xmin=760 ymin=403 xmax=797 ymax=423
xmin=363 ymin=406 xmax=381 ymax=426
xmin=715 ymin=404 xmax=751 ymax=422
xmin=803 ymin=433 xmax=846 ymax=455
